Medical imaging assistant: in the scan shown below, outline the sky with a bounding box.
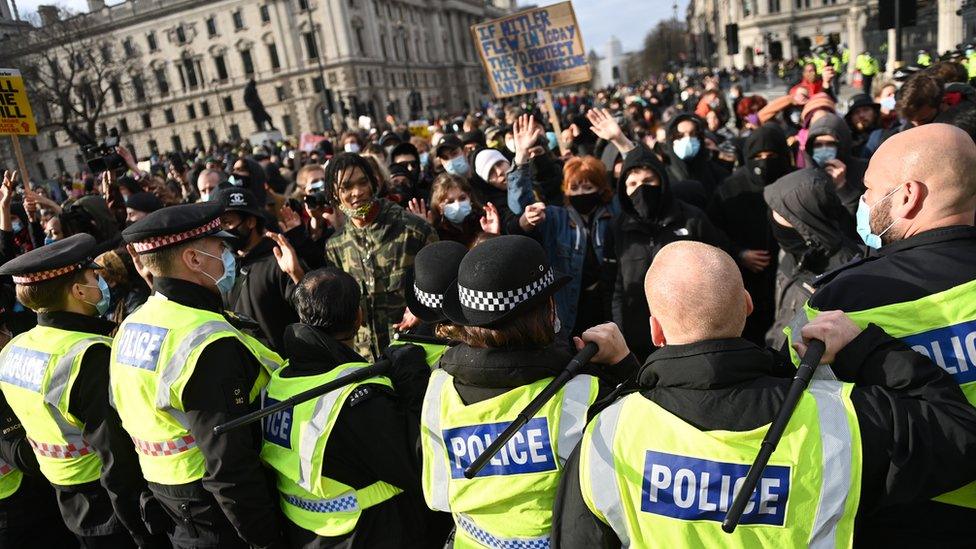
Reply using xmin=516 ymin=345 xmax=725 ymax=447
xmin=15 ymin=0 xmax=685 ymax=55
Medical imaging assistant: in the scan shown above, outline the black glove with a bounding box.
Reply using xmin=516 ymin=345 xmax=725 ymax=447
xmin=383 ymin=343 xmax=431 ymax=415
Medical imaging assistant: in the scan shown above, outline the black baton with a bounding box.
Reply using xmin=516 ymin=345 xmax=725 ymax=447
xmin=212 ymin=360 xmax=391 ymax=436
xmin=721 ymin=339 xmax=826 ymax=533
xmin=463 ymin=342 xmax=599 ymax=479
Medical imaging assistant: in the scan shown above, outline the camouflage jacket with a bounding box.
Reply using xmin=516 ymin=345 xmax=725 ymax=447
xmin=326 ymin=199 xmax=438 ymax=360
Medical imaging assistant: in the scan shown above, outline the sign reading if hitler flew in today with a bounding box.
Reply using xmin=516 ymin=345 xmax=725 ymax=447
xmin=0 ymin=69 xmax=37 ymax=136
xmin=470 ymin=1 xmax=591 ymax=98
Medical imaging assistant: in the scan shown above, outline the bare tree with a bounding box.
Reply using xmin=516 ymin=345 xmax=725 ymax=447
xmin=640 ymin=18 xmax=689 ymax=75
xmin=2 ymin=7 xmax=137 ymax=146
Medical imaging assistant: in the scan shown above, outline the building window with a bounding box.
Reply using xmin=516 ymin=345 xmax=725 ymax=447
xmin=118 ymin=117 xmax=129 ymax=133
xmin=148 ymin=139 xmax=158 ymax=154
xmin=123 ymin=38 xmax=134 ymax=56
xmin=193 ymin=131 xmax=204 ymax=149
xmin=48 ymin=133 xmax=57 ymax=148
xmin=170 ymin=135 xmax=182 ymax=153
xmin=207 ymin=16 xmax=217 ymax=36
xmin=233 ymin=10 xmax=245 ymax=30
xmin=241 ymin=49 xmax=255 ymax=75
xmin=275 ymin=86 xmax=286 ymax=101
xmin=187 ymin=103 xmax=197 ymax=119
xmin=299 ymin=0 xmax=309 ymax=10
xmin=100 ymin=43 xmax=112 ymax=63
xmin=29 ymin=137 xmax=38 ymax=151
xmin=201 ymin=101 xmax=211 ymax=117
xmin=354 ymin=26 xmax=366 ymax=55
xmin=176 ymin=26 xmax=187 ymax=44
xmin=182 ymin=57 xmax=199 ymax=88
xmin=147 ymin=31 xmax=158 ymax=52
xmin=55 ymin=158 xmax=66 ymax=175
xmin=268 ymin=43 xmax=281 ymax=70
xmin=141 ymin=112 xmax=152 ymax=128
xmin=154 ymin=67 xmax=170 ymax=96
xmin=207 ymin=128 xmax=218 ymax=145
xmin=260 ymin=5 xmax=270 ymax=22
xmin=133 ymin=75 xmax=146 ymax=102
xmin=110 ymin=80 xmax=123 ymax=105
xmin=223 ymin=96 xmax=234 ymax=111
xmin=282 ymin=114 xmax=293 ymax=136
xmin=768 ymin=0 xmax=780 ymax=11
xmin=229 ymin=124 xmax=241 ymax=140
xmin=794 ymin=0 xmax=810 ymax=7
xmin=164 ymin=108 xmax=175 ymax=124
xmin=214 ymin=55 xmax=229 ymax=81
xmin=312 ymin=76 xmax=324 ymax=93
xmin=36 ymin=163 xmax=48 ymax=180
xmin=303 ymin=32 xmax=319 ymax=60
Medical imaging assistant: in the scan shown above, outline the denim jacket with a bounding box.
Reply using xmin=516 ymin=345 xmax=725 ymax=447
xmin=507 ymin=164 xmax=618 ymax=334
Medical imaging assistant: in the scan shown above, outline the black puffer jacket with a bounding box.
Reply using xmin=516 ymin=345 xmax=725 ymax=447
xmin=802 ymin=113 xmax=867 ymax=215
xmin=609 ymin=143 xmax=733 ymax=361
xmin=763 ymin=168 xmax=861 ymax=347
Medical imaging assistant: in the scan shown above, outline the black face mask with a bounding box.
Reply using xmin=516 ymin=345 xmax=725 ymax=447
xmin=629 ymin=185 xmax=662 ymax=220
xmin=748 ymin=155 xmax=790 ymax=186
xmin=569 ymin=192 xmax=602 ymax=215
xmin=770 ymin=220 xmax=808 ymax=258
xmin=227 ymin=222 xmax=252 ymax=251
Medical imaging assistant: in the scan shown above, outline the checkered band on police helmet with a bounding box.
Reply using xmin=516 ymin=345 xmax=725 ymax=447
xmin=459 ymin=268 xmax=555 ymax=312
xmin=413 ymin=284 xmax=444 ymax=310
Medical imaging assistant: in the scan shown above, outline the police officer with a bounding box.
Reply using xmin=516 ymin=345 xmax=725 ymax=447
xmin=421 ymin=235 xmax=637 ymax=547
xmin=395 ymin=240 xmax=469 ymax=367
xmin=793 ymin=124 xmax=976 ymax=543
xmin=111 ymin=202 xmax=287 ymax=548
xmin=554 ymin=241 xmax=976 ymax=547
xmin=0 ymin=234 xmax=163 ymax=547
xmin=260 ymin=267 xmax=439 ymax=547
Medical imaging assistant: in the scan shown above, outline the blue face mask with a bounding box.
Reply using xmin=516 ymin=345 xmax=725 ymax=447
xmin=81 ymin=275 xmax=111 ymax=316
xmin=419 ymin=152 xmax=430 ymax=168
xmin=811 ymin=146 xmax=837 ymax=167
xmin=10 ymin=221 xmax=22 ymax=234
xmin=546 ymin=131 xmax=558 ymax=151
xmin=44 ymin=236 xmax=55 ymax=246
xmin=880 ymin=96 xmax=896 ymax=111
xmin=672 ymin=136 xmax=701 ymax=160
xmin=195 ymin=247 xmax=237 ymax=294
xmin=444 ymin=155 xmax=470 ymax=176
xmin=442 ymin=199 xmax=472 ymax=224
xmin=856 ymin=185 xmax=903 ymax=249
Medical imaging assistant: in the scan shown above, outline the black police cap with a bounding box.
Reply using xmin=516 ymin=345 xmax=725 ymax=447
xmin=123 ymin=201 xmax=234 ymax=254
xmin=0 ymin=233 xmax=100 ymax=285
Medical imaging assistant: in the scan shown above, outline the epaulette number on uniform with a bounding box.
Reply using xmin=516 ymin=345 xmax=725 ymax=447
xmin=346 ymin=384 xmax=393 ymax=407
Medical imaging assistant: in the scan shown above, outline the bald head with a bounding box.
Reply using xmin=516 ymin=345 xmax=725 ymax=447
xmin=866 ymin=124 xmax=976 ymax=233
xmin=645 ymin=242 xmax=751 ymax=345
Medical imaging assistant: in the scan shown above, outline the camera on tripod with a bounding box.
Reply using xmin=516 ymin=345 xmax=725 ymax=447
xmin=82 ymin=129 xmax=126 ymax=174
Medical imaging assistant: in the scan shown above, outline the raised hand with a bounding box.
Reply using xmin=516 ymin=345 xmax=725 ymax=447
xmin=278 ymin=204 xmax=302 ymax=233
xmin=823 ymin=159 xmax=847 ymax=190
xmin=586 ymin=108 xmax=623 ymax=143
xmin=407 ymin=198 xmax=433 ymax=224
xmin=0 ymin=170 xmax=17 ymax=207
xmin=267 ymin=230 xmax=305 ymax=284
xmin=479 ymin=201 xmax=501 ymax=235
xmin=513 ymin=114 xmax=544 ymax=165
xmin=518 ymin=201 xmax=546 ymax=231
xmin=393 ymin=307 xmax=421 ymax=332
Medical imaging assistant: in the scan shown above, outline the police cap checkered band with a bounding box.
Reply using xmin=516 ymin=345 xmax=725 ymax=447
xmin=459 ymin=268 xmax=554 ymax=312
xmin=12 ymin=261 xmax=87 ymax=285
xmin=131 ymin=217 xmax=222 ymax=253
xmin=414 ymin=284 xmax=444 ymax=310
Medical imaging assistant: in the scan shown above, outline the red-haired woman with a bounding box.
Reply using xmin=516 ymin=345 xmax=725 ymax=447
xmin=508 ymin=147 xmax=619 ymax=338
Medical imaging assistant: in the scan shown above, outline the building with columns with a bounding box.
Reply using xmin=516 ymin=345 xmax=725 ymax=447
xmin=687 ymin=0 xmax=962 ymax=74
xmin=1 ymin=0 xmax=508 ymax=178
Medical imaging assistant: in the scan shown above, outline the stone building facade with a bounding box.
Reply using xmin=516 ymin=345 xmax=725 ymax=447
xmin=2 ymin=0 xmax=507 ymax=178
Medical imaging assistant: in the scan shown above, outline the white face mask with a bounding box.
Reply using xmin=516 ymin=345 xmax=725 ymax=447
xmin=344 ymin=142 xmax=361 ymax=154
xmin=505 ymin=139 xmax=516 ymax=153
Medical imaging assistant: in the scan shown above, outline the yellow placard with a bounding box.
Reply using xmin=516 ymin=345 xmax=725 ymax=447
xmin=0 ymin=69 xmax=37 ymax=136
xmin=471 ymin=1 xmax=591 ymax=98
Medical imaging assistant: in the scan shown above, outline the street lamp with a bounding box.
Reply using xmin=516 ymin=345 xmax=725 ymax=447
xmin=306 ymin=2 xmax=332 ymax=131
xmin=209 ymin=79 xmax=231 ymax=139
xmin=396 ymin=21 xmax=420 ymax=120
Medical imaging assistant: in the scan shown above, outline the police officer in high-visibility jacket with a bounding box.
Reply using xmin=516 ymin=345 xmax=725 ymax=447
xmin=261 ymin=266 xmax=439 ymax=547
xmin=0 ymin=234 xmax=165 ymax=548
xmin=553 ymin=241 xmax=976 ymax=548
xmin=421 ymin=235 xmax=638 ymax=548
xmin=394 ymin=240 xmax=469 ymax=367
xmin=789 ymin=124 xmax=976 ymax=544
xmin=111 ymin=202 xmax=288 ymax=548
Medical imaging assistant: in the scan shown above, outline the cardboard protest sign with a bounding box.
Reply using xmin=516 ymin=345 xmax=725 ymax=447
xmin=408 ymin=120 xmax=431 ymax=139
xmin=471 ymin=1 xmax=590 ymax=98
xmin=0 ymin=69 xmax=36 ymax=136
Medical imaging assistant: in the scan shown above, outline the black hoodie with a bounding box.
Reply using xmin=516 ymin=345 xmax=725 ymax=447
xmin=705 ymin=125 xmax=792 ymax=345
xmin=609 ymin=143 xmax=733 ymax=361
xmin=277 ymin=324 xmax=440 ymax=548
xmin=763 ymin=168 xmax=862 ymax=347
xmin=802 ymin=113 xmax=867 ymax=215
xmin=663 ymin=113 xmax=730 ymax=198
